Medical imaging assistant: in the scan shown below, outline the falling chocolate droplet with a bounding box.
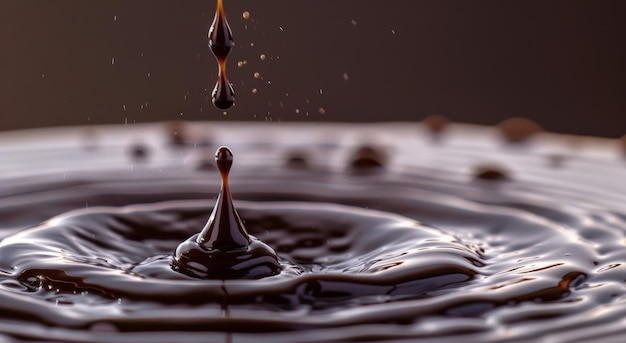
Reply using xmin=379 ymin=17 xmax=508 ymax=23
xmin=212 ymin=68 xmax=235 ymax=110
xmin=172 ymin=146 xmax=280 ymax=279
xmin=209 ymin=0 xmax=235 ymax=110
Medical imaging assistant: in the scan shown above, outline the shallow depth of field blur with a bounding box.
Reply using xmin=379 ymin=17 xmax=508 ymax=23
xmin=1 ymin=0 xmax=625 ymax=137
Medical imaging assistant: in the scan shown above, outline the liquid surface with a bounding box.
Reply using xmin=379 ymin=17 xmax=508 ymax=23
xmin=0 ymin=122 xmax=625 ymax=343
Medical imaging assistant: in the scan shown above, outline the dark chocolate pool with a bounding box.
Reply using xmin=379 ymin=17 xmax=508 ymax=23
xmin=0 ymin=122 xmax=624 ymax=342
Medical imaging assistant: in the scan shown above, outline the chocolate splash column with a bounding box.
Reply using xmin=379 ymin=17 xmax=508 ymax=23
xmin=172 ymin=147 xmax=280 ymax=279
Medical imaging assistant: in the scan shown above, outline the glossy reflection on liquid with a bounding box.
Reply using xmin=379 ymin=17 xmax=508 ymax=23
xmin=1 ymin=121 xmax=626 ymax=342
xmin=170 ymin=147 xmax=280 ymax=279
xmin=0 ymin=162 xmax=624 ymax=342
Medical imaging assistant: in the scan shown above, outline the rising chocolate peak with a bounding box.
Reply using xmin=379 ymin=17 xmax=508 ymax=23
xmin=172 ymin=146 xmax=280 ymax=279
xmin=197 ymin=146 xmax=249 ymax=251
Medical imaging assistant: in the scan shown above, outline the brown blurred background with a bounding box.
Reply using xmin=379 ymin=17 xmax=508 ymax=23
xmin=1 ymin=0 xmax=625 ymax=137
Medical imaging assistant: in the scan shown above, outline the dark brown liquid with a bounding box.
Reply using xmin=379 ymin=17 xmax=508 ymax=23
xmin=1 ymin=125 xmax=626 ymax=342
xmin=209 ymin=0 xmax=235 ymax=110
xmin=172 ymin=147 xmax=280 ymax=279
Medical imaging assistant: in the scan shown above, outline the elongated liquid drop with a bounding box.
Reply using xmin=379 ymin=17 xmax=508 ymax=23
xmin=209 ymin=0 xmax=235 ymax=110
xmin=172 ymin=146 xmax=280 ymax=279
xmin=197 ymin=147 xmax=249 ymax=250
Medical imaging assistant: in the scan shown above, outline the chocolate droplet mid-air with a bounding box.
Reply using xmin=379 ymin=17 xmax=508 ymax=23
xmin=209 ymin=0 xmax=235 ymax=110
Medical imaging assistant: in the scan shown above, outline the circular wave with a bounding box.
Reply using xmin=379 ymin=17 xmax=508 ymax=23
xmin=0 ymin=167 xmax=623 ymax=342
xmin=0 ymin=122 xmax=625 ymax=343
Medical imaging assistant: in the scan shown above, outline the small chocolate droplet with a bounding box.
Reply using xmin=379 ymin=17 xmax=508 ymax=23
xmin=211 ymin=75 xmax=235 ymax=110
xmin=349 ymin=145 xmax=387 ymax=169
xmin=473 ymin=164 xmax=512 ymax=181
xmin=208 ymin=0 xmax=236 ymax=110
xmin=497 ymin=117 xmax=543 ymax=142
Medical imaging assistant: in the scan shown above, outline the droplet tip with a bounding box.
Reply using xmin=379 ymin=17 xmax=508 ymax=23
xmin=215 ymin=146 xmax=233 ymax=173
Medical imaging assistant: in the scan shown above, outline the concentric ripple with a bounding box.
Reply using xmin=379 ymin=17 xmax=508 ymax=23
xmin=0 ymin=200 xmax=479 ymax=308
xmin=0 ymin=167 xmax=623 ymax=342
xmin=0 ymin=123 xmax=625 ymax=343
